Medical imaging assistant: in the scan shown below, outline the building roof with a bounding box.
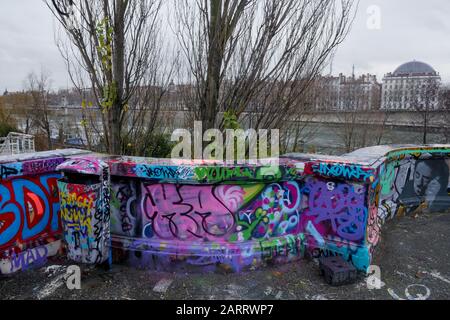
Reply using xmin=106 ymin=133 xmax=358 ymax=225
xmin=393 ymin=61 xmax=437 ymax=77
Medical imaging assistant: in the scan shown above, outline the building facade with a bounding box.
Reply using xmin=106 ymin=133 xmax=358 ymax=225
xmin=313 ymin=73 xmax=381 ymax=111
xmin=381 ymin=61 xmax=441 ymax=110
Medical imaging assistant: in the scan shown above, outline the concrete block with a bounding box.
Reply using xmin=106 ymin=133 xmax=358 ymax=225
xmin=319 ymin=256 xmax=357 ymax=286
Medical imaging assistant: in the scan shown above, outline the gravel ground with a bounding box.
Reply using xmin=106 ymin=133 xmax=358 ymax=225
xmin=1 ymin=211 xmax=450 ymax=300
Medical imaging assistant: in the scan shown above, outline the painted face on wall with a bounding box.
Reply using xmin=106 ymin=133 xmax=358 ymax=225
xmin=413 ymin=161 xmax=433 ymax=196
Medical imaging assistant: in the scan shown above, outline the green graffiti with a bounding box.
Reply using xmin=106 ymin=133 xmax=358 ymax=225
xmin=230 ymin=208 xmax=268 ymax=242
xmin=380 ymin=162 xmax=396 ymax=195
xmin=260 ymin=234 xmax=304 ymax=260
xmin=386 ymin=148 xmax=450 ymax=159
xmin=194 ymin=166 xmax=282 ymax=182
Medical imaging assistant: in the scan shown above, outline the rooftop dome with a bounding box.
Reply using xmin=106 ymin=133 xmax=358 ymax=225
xmin=393 ymin=61 xmax=437 ymax=76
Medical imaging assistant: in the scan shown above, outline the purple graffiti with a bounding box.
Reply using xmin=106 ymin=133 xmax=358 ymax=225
xmin=22 ymin=158 xmax=65 ymax=176
xmin=9 ymin=245 xmax=48 ymax=272
xmin=305 ymin=178 xmax=367 ymax=242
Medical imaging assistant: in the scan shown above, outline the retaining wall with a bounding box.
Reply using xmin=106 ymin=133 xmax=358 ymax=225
xmin=1 ymin=145 xmax=449 ymax=275
xmin=0 ymin=149 xmax=89 ymax=274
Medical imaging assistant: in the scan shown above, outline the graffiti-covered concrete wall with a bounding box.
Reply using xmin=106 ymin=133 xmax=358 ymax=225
xmin=0 ymin=149 xmax=89 ymax=274
xmin=57 ymin=158 xmax=111 ymax=265
xmin=55 ymin=145 xmax=450 ymax=274
xmin=1 ymin=145 xmax=449 ymax=275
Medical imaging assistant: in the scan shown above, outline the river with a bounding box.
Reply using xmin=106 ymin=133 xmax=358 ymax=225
xmin=299 ymin=123 xmax=448 ymax=156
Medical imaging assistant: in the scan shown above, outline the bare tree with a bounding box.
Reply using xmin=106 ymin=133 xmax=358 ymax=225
xmin=46 ymin=0 xmax=168 ymax=155
xmin=174 ymin=0 xmax=358 ymax=139
xmin=336 ymin=111 xmax=358 ymax=153
xmin=26 ymin=70 xmax=54 ymax=149
xmin=370 ymin=86 xmax=390 ymax=146
xmin=276 ymin=78 xmax=320 ymax=153
xmin=409 ymin=77 xmax=440 ymax=144
xmin=119 ymin=49 xmax=179 ymax=156
xmin=373 ymin=109 xmax=391 ymax=145
xmin=440 ymin=85 xmax=450 ymax=143
xmin=329 ymin=74 xmax=388 ymax=153
xmin=333 ymin=80 xmax=369 ymax=153
xmin=279 ymin=113 xmax=318 ymax=154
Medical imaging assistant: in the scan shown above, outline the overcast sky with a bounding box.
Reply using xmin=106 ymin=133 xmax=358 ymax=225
xmin=1 ymin=0 xmax=450 ymax=92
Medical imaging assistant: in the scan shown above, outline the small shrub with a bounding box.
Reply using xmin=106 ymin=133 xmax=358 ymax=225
xmin=0 ymin=122 xmax=19 ymax=137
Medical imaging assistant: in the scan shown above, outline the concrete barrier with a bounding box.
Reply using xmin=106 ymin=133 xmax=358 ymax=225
xmin=1 ymin=145 xmax=449 ymax=275
xmin=56 ymin=145 xmax=450 ymax=273
xmin=0 ymin=149 xmax=90 ymax=274
xmin=57 ymin=157 xmax=111 ymax=265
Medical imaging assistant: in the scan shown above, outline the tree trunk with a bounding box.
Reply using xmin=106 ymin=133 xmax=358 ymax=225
xmin=25 ymin=119 xmax=31 ymax=134
xmin=202 ymin=0 xmax=224 ymax=131
xmin=110 ymin=0 xmax=126 ymax=155
xmin=109 ymin=100 xmax=122 ymax=155
xmin=423 ymin=111 xmax=428 ymax=144
xmin=47 ymin=129 xmax=53 ymax=150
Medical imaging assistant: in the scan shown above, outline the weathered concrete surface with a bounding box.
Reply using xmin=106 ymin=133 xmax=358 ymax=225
xmin=1 ymin=211 xmax=449 ymax=300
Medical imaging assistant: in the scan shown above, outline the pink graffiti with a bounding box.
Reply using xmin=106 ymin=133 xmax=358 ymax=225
xmin=367 ymin=205 xmax=381 ymax=246
xmin=141 ymin=184 xmax=239 ymax=240
xmin=215 ymin=185 xmax=245 ymax=212
xmin=56 ymin=157 xmax=103 ymax=175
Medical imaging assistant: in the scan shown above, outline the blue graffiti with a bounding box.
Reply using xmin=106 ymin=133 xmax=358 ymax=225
xmin=312 ymin=163 xmax=375 ymax=182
